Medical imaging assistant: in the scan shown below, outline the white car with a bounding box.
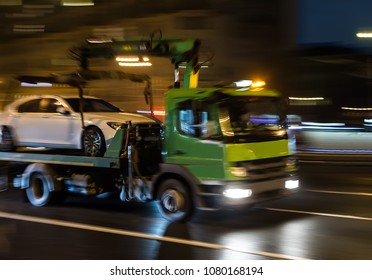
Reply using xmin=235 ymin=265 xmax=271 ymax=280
xmin=0 ymin=95 xmax=157 ymax=156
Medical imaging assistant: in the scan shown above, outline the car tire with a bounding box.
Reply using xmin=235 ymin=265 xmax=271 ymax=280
xmin=157 ymin=178 xmax=194 ymax=223
xmin=0 ymin=125 xmax=14 ymax=151
xmin=82 ymin=126 xmax=106 ymax=157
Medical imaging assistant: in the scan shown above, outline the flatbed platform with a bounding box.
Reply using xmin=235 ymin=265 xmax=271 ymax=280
xmin=0 ymin=150 xmax=121 ymax=169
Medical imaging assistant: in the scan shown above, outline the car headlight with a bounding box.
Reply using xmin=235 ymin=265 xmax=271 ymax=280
xmin=107 ymin=122 xmax=126 ymax=130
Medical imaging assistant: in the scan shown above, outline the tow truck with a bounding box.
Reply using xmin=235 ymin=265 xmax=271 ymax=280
xmin=0 ymin=32 xmax=299 ymax=222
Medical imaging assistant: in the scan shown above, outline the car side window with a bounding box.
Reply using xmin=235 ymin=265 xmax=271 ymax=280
xmin=17 ymin=98 xmax=64 ymax=113
xmin=39 ymin=98 xmax=61 ymax=113
xmin=17 ymin=99 xmax=42 ymax=113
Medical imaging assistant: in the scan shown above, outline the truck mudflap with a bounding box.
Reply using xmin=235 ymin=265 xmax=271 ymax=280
xmin=198 ymin=176 xmax=300 ymax=210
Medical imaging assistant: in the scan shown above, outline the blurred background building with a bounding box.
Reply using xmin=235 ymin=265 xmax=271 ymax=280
xmin=0 ymin=0 xmax=372 ymax=125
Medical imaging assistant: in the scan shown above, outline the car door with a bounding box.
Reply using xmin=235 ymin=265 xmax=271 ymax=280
xmin=11 ymin=97 xmax=76 ymax=147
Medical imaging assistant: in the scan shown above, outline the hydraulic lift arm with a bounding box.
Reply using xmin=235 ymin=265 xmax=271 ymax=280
xmin=69 ymin=30 xmax=202 ymax=88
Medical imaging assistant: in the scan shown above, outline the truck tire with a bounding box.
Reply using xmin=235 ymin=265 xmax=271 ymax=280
xmin=157 ymin=178 xmax=193 ymax=222
xmin=24 ymin=163 xmax=65 ymax=207
xmin=26 ymin=172 xmax=53 ymax=207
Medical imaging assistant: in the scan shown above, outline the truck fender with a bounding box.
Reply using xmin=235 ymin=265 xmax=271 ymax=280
xmin=21 ymin=163 xmax=62 ymax=192
xmin=151 ymin=163 xmax=203 ymax=208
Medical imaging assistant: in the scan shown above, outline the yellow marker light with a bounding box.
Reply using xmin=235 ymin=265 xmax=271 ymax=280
xmin=233 ymin=79 xmax=266 ymax=90
xmin=251 ymin=80 xmax=266 ymax=88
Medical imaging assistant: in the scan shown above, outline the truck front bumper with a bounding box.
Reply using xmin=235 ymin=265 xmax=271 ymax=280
xmin=197 ymin=176 xmax=299 ymax=210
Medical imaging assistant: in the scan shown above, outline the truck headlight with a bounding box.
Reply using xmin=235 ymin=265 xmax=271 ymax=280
xmin=285 ymin=179 xmax=299 ymax=189
xmin=223 ymin=188 xmax=252 ymax=199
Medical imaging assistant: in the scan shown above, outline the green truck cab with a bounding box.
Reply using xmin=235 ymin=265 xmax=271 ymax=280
xmin=152 ymin=82 xmax=299 ymax=221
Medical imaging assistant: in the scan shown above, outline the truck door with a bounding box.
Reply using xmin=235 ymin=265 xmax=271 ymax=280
xmin=165 ymin=99 xmax=225 ymax=181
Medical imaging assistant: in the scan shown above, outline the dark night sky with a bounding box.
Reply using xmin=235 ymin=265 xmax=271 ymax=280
xmin=298 ymin=0 xmax=372 ymax=49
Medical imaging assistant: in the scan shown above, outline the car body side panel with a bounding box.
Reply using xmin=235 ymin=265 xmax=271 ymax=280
xmin=0 ymin=95 xmax=156 ymax=150
xmin=8 ymin=112 xmax=79 ymax=147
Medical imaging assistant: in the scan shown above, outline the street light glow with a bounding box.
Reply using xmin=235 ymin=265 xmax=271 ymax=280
xmin=61 ymin=1 xmax=94 ymax=6
xmin=118 ymin=62 xmax=152 ymax=67
xmin=356 ymin=32 xmax=372 ymax=38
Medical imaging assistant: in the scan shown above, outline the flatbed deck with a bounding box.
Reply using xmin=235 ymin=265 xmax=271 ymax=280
xmin=0 ymin=150 xmax=121 ymax=168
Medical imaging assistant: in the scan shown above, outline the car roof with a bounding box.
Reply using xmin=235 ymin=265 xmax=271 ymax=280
xmin=5 ymin=94 xmax=102 ymax=110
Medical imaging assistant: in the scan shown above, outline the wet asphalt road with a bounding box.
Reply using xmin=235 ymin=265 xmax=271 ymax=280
xmin=0 ymin=160 xmax=371 ymax=260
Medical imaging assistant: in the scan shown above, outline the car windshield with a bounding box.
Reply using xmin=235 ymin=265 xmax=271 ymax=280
xmin=64 ymin=98 xmax=122 ymax=113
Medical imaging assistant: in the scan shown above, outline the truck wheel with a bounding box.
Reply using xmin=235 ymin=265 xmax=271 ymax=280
xmin=157 ymin=179 xmax=193 ymax=222
xmin=26 ymin=172 xmax=53 ymax=207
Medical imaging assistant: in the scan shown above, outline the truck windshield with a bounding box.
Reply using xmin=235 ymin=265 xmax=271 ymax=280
xmin=218 ymin=95 xmax=288 ymax=142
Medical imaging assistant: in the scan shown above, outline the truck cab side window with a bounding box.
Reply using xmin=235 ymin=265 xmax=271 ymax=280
xmin=177 ymin=100 xmax=219 ymax=139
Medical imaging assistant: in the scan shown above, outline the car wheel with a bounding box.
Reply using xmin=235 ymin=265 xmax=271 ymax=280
xmin=82 ymin=126 xmax=106 ymax=157
xmin=157 ymin=178 xmax=194 ymax=222
xmin=0 ymin=125 xmax=14 ymax=151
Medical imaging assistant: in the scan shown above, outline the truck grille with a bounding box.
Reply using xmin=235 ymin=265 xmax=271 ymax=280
xmin=239 ymin=156 xmax=293 ymax=182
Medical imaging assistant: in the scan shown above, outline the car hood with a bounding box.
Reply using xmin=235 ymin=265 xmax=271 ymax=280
xmin=82 ymin=112 xmax=157 ymax=124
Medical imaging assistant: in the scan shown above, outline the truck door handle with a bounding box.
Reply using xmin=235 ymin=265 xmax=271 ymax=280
xmin=174 ymin=150 xmax=186 ymax=155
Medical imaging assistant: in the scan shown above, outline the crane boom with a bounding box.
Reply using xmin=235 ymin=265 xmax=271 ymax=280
xmin=70 ymin=33 xmax=202 ymax=88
